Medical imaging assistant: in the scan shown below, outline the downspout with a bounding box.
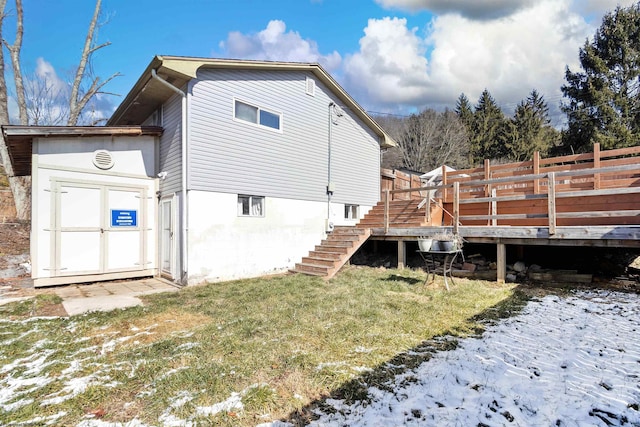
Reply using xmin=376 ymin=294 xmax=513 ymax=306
xmin=151 ymin=69 xmax=189 ymax=285
xmin=327 ymin=102 xmax=334 ymax=225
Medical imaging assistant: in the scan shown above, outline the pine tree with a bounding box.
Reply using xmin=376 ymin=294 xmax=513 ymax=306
xmin=561 ymin=3 xmax=640 ymax=151
xmin=472 ymin=89 xmax=507 ymax=162
xmin=508 ymin=90 xmax=555 ymax=160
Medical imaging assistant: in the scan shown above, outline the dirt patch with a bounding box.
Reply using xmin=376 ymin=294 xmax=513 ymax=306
xmin=0 ymin=222 xmax=30 ymax=265
xmin=89 ymin=311 xmax=212 ymax=346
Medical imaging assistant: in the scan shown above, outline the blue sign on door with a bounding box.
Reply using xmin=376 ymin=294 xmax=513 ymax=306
xmin=111 ymin=209 xmax=138 ymax=227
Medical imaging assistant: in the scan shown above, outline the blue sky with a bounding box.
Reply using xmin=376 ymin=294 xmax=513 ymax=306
xmin=6 ymin=0 xmax=636 ymax=125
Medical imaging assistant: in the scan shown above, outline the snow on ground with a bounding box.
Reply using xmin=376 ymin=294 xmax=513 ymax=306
xmin=2 ymin=289 xmax=639 ymax=426
xmin=273 ymin=290 xmax=640 ymax=427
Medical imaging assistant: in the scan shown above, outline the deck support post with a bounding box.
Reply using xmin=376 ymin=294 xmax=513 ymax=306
xmin=398 ymin=240 xmax=406 ymax=269
xmin=453 ymin=181 xmax=460 ymax=233
xmin=497 ymin=243 xmax=506 ymax=283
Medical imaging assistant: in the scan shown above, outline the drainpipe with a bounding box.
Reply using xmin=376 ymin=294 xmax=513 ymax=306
xmin=151 ymin=69 xmax=189 ymax=285
xmin=327 ymin=102 xmax=338 ymax=232
xmin=326 ymin=102 xmax=343 ymax=232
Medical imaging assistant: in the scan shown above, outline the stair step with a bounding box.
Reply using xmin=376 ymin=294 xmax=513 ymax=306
xmin=320 ymin=240 xmax=354 ymax=247
xmin=332 ymin=226 xmax=367 ymax=235
xmin=326 ymin=234 xmax=361 ymax=242
xmin=315 ymin=245 xmax=349 ymax=253
xmin=308 ymin=250 xmax=344 ymax=258
xmin=293 ymin=263 xmax=330 ymax=275
xmin=301 ymin=256 xmax=340 ymax=267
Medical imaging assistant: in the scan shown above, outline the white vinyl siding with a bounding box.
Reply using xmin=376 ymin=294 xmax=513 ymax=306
xmin=158 ymin=93 xmax=182 ymax=194
xmin=188 ymin=69 xmax=380 ymax=206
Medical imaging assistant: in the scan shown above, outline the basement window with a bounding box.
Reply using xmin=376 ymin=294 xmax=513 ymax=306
xmin=238 ymin=195 xmax=265 ymax=217
xmin=345 ymin=204 xmax=359 ymax=220
xmin=234 ymin=99 xmax=282 ymax=131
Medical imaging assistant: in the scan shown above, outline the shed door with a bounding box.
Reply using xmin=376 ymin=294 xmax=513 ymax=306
xmin=55 ymin=182 xmax=145 ymax=277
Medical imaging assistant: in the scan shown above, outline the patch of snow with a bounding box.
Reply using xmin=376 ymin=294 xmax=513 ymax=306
xmin=175 ymin=342 xmax=199 ymax=351
xmin=196 ymin=392 xmax=243 ymax=417
xmin=305 ymin=290 xmax=640 ymax=427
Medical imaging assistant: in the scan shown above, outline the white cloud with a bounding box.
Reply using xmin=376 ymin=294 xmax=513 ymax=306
xmin=218 ymin=20 xmax=341 ymax=71
xmin=343 ymin=17 xmax=430 ymax=106
xmin=375 ymin=0 xmax=537 ymax=20
xmin=344 ymin=0 xmax=596 ymax=120
xmin=34 ymin=57 xmax=67 ymax=95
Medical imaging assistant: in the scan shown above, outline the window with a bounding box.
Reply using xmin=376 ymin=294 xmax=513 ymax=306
xmin=238 ymin=195 xmax=265 ymax=217
xmin=345 ymin=204 xmax=359 ymax=220
xmin=234 ymin=100 xmax=282 ymax=131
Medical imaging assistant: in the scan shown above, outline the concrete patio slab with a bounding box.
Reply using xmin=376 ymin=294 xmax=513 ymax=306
xmin=46 ymin=277 xmax=180 ymax=316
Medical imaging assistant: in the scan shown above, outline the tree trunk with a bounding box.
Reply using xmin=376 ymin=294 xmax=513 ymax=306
xmin=0 ymin=0 xmax=30 ymax=221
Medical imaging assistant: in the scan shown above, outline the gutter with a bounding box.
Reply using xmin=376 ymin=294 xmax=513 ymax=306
xmin=151 ymin=69 xmax=189 ymax=285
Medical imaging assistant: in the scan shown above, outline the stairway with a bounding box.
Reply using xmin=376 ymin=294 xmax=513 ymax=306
xmin=291 ymin=226 xmax=371 ymax=279
xmin=292 ymin=199 xmax=436 ymax=279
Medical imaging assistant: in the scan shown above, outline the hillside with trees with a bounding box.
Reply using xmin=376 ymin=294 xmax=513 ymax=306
xmin=380 ymin=2 xmax=640 ymax=172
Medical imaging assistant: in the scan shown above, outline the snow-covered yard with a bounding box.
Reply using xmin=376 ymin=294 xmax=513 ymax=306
xmin=1 ymin=286 xmax=638 ymax=426
xmin=283 ymin=290 xmax=640 ymax=427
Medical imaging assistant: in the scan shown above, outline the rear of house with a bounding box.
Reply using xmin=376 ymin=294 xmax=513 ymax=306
xmin=109 ymin=56 xmax=394 ymax=285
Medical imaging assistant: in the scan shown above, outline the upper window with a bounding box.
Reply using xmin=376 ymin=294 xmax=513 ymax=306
xmin=234 ymin=100 xmax=282 ymax=131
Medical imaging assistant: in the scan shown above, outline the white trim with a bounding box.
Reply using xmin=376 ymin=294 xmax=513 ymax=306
xmin=38 ymin=163 xmax=153 ymax=180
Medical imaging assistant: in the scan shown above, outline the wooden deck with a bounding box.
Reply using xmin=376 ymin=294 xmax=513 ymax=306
xmin=294 ymin=144 xmax=640 ymax=281
xmin=368 ymin=144 xmax=640 ymax=281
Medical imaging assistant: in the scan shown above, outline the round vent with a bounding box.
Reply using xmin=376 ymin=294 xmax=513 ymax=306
xmin=93 ymin=150 xmax=114 ymax=170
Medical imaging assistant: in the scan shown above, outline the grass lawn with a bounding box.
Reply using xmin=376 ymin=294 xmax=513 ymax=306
xmin=0 ymin=266 xmax=527 ymax=426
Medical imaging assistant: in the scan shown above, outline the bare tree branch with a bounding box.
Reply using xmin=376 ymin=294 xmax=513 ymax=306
xmin=68 ymin=0 xmax=101 ymax=125
xmin=73 ymin=71 xmax=121 ymax=120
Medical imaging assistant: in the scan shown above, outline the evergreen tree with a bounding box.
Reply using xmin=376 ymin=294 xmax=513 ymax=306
xmin=561 ymin=3 xmax=640 ymax=151
xmin=507 ymin=90 xmax=555 ymax=160
xmin=472 ymin=89 xmax=507 ymax=162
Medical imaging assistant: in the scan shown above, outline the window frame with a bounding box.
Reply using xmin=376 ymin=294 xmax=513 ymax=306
xmin=344 ymin=204 xmax=359 ymax=220
xmin=237 ymin=195 xmax=265 ymax=218
xmin=233 ymin=98 xmax=283 ymax=133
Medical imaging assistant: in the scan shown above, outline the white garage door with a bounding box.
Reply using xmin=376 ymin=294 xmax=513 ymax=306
xmin=55 ymin=181 xmax=148 ymax=277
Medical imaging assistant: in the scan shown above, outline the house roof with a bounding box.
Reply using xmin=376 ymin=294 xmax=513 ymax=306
xmin=1 ymin=126 xmax=163 ymax=176
xmin=107 ymin=55 xmax=396 ymax=149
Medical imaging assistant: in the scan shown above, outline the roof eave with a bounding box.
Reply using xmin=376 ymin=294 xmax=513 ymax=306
xmin=108 ymin=55 xmax=397 ymax=148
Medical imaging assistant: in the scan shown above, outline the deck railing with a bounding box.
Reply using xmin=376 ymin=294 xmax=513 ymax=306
xmin=382 ymin=144 xmax=640 ymax=234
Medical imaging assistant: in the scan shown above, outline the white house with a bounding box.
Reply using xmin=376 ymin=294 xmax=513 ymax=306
xmin=4 ymin=55 xmax=395 ymax=286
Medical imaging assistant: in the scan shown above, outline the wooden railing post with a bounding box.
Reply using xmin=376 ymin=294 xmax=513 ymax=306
xmin=442 ymin=165 xmax=448 ymax=202
xmin=491 ymin=188 xmax=497 ymax=226
xmin=533 ymin=151 xmax=540 ymax=194
xmin=593 ymin=143 xmax=600 ymax=190
xmin=484 ymin=159 xmax=491 ymax=197
xmin=453 ymin=181 xmax=460 ymax=234
xmin=384 ymin=189 xmax=390 ymax=233
xmin=547 ymin=172 xmax=556 ymax=235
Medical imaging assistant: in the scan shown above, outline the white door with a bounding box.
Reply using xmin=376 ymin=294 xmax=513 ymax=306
xmin=58 ymin=184 xmax=102 ymax=275
xmin=159 ymin=198 xmax=174 ymax=278
xmin=55 ymin=181 xmax=146 ymax=277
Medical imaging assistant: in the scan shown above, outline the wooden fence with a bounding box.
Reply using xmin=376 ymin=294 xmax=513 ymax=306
xmin=381 ymin=168 xmax=423 ymax=200
xmin=382 ymin=144 xmax=640 ymax=232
